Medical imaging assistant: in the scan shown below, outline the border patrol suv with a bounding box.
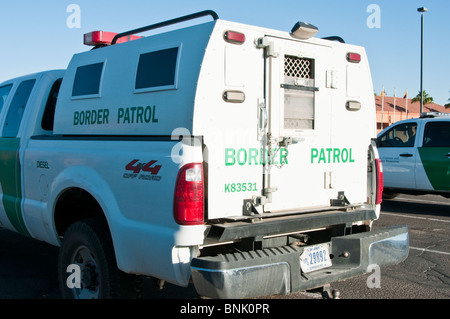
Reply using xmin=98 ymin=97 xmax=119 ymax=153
xmin=0 ymin=11 xmax=408 ymax=299
xmin=377 ymin=112 xmax=450 ymax=198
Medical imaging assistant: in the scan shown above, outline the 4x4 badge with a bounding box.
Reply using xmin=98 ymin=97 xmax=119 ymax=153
xmin=125 ymin=159 xmax=162 ymax=175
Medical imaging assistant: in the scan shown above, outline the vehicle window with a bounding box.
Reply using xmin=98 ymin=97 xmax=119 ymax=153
xmin=2 ymin=79 xmax=36 ymax=137
xmin=422 ymin=121 xmax=450 ymax=147
xmin=42 ymin=78 xmax=62 ymax=131
xmin=283 ymin=56 xmax=315 ymax=130
xmin=135 ymin=47 xmax=179 ymax=91
xmin=378 ymin=122 xmax=417 ymax=147
xmin=0 ymin=84 xmax=13 ymax=113
xmin=72 ymin=62 xmax=104 ymax=97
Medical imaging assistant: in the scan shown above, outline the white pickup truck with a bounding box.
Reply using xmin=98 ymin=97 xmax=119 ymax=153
xmin=377 ymin=112 xmax=450 ymax=198
xmin=0 ymin=11 xmax=408 ymax=299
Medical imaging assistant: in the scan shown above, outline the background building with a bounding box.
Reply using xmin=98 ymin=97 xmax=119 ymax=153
xmin=375 ymin=95 xmax=448 ymax=133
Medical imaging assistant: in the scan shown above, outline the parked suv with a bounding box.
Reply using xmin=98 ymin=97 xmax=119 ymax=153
xmin=377 ymin=112 xmax=450 ymax=198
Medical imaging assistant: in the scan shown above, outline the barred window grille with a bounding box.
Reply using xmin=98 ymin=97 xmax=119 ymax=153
xmin=283 ymin=55 xmax=315 ymax=130
xmin=284 ymin=56 xmax=314 ymax=79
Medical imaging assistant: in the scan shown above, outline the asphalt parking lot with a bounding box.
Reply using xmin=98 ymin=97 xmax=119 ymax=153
xmin=328 ymin=194 xmax=450 ymax=299
xmin=0 ymin=194 xmax=449 ymax=300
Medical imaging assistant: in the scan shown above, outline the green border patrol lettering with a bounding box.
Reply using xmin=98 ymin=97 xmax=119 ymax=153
xmin=311 ymin=148 xmax=355 ymax=164
xmin=225 ymin=148 xmax=288 ymax=166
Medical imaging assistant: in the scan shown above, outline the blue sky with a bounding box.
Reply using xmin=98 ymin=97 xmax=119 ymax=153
xmin=1 ymin=0 xmax=449 ymax=105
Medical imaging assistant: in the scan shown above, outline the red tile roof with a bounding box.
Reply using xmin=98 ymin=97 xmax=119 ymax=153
xmin=375 ymin=95 xmax=448 ymax=114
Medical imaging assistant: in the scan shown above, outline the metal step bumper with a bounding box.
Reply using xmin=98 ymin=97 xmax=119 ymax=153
xmin=190 ymin=225 xmax=409 ymax=299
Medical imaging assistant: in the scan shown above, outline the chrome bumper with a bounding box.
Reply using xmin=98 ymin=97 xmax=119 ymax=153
xmin=191 ymin=225 xmax=409 ymax=299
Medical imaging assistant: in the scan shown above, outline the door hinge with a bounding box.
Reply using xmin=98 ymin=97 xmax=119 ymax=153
xmin=331 ymin=191 xmax=350 ymax=207
xmin=252 ymin=187 xmax=278 ymax=208
xmin=255 ymin=37 xmax=278 ymax=58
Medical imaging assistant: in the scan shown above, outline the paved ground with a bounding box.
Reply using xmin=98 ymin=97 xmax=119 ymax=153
xmin=0 ymin=194 xmax=449 ymax=301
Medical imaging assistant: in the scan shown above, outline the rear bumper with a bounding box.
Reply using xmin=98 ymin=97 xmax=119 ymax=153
xmin=191 ymin=225 xmax=409 ymax=299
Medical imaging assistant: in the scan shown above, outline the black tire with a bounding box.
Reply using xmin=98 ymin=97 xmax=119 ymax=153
xmin=382 ymin=192 xmax=399 ymax=200
xmin=58 ymin=218 xmax=142 ymax=299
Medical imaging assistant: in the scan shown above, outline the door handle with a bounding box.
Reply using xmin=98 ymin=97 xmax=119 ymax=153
xmin=258 ymin=98 xmax=268 ymax=139
xmin=399 ymin=153 xmax=413 ymax=157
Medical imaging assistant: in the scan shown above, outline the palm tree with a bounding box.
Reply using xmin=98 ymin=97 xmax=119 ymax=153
xmin=411 ymin=90 xmax=434 ymax=104
xmin=446 ymin=91 xmax=450 ymax=109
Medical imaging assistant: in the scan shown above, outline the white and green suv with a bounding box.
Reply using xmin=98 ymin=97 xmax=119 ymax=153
xmin=377 ymin=112 xmax=450 ymax=198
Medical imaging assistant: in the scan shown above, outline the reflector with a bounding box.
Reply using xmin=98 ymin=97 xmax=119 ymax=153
xmin=346 ymin=101 xmax=361 ymax=111
xmin=347 ymin=52 xmax=361 ymax=63
xmin=224 ymin=31 xmax=246 ymax=44
xmin=223 ymin=90 xmax=246 ymax=103
xmin=375 ymin=159 xmax=383 ymax=205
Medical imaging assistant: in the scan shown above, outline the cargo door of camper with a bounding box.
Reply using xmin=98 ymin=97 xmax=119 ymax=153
xmin=262 ymin=36 xmax=334 ymax=213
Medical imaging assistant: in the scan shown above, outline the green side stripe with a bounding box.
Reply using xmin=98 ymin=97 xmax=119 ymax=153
xmin=418 ymin=147 xmax=450 ymax=191
xmin=0 ymin=138 xmax=30 ymax=236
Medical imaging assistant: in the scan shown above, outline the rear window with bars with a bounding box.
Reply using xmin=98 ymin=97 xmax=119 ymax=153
xmin=284 ymin=56 xmax=314 ymax=79
xmin=283 ymin=56 xmax=315 ymax=130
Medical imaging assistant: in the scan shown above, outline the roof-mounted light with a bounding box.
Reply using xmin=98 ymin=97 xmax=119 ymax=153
xmin=83 ymin=31 xmax=143 ymax=47
xmin=420 ymin=112 xmax=450 ymax=118
xmin=290 ymin=21 xmax=319 ymax=40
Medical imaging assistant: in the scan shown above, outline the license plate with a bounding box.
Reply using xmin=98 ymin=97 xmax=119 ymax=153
xmin=300 ymin=243 xmax=332 ymax=273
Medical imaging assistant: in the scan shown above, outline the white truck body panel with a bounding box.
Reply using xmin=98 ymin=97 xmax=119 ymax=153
xmin=194 ymin=21 xmax=376 ymax=219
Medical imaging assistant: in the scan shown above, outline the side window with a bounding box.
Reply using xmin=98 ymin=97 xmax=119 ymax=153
xmin=2 ymin=79 xmax=36 ymax=137
xmin=378 ymin=122 xmax=417 ymax=147
xmin=72 ymin=62 xmax=104 ymax=97
xmin=41 ymin=78 xmax=62 ymax=131
xmin=423 ymin=121 xmax=450 ymax=147
xmin=135 ymin=47 xmax=180 ymax=92
xmin=0 ymin=84 xmax=13 ymax=113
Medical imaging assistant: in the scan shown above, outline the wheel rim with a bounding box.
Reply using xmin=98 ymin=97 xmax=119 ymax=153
xmin=70 ymin=245 xmax=100 ymax=299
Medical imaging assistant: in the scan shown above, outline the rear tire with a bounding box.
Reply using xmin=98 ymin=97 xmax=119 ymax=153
xmin=58 ymin=218 xmax=142 ymax=299
xmin=382 ymin=192 xmax=398 ymax=199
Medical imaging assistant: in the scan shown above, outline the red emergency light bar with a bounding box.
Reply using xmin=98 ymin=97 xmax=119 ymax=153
xmin=84 ymin=31 xmax=143 ymax=46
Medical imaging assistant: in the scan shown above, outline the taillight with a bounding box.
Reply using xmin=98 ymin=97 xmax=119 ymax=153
xmin=174 ymin=163 xmax=204 ymax=225
xmin=375 ymin=159 xmax=383 ymax=205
